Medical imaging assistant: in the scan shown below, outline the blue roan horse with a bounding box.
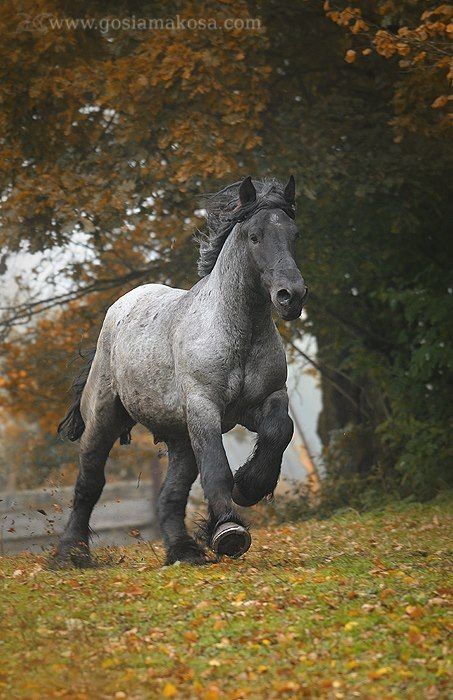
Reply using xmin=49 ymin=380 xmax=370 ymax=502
xmin=56 ymin=176 xmax=308 ymax=566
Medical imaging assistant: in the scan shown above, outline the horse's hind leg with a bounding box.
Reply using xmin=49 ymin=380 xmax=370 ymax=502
xmin=54 ymin=399 xmax=130 ymax=567
xmin=158 ymin=438 xmax=208 ymax=565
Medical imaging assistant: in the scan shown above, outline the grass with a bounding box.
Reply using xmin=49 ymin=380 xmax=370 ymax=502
xmin=0 ymin=497 xmax=452 ymax=699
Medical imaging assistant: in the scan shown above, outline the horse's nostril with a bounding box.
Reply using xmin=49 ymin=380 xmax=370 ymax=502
xmin=276 ymin=289 xmax=291 ymax=304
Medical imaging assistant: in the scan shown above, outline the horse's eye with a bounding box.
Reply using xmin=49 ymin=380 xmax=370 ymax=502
xmin=250 ymin=234 xmax=259 ymax=244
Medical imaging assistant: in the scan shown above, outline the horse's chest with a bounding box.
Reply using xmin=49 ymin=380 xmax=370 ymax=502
xmin=225 ymin=337 xmax=287 ymax=410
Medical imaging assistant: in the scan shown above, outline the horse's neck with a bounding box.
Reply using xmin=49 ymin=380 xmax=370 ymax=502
xmin=207 ymin=227 xmax=271 ymax=334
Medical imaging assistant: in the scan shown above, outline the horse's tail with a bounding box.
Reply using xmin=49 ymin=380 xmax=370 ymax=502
xmin=57 ymin=348 xmax=96 ymax=442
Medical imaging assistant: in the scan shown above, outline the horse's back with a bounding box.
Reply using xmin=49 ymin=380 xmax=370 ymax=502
xmin=108 ymin=283 xmax=186 ymax=321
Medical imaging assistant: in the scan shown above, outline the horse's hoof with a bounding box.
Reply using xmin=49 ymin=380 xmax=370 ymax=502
xmin=211 ymin=522 xmax=251 ymax=558
xmin=165 ymin=541 xmax=211 ymax=566
xmin=48 ymin=554 xmax=71 ymax=570
xmin=232 ymin=484 xmax=259 ymax=508
xmin=48 ymin=553 xmax=93 ymax=570
xmin=50 ymin=542 xmax=93 ymax=569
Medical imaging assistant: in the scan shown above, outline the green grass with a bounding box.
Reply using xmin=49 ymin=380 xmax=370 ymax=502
xmin=1 ymin=497 xmax=452 ymax=699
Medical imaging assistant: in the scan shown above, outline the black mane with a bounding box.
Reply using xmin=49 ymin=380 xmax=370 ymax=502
xmin=197 ymin=178 xmax=296 ymax=277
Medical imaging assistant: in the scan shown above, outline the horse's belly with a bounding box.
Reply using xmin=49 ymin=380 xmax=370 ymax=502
xmin=113 ymin=328 xmax=183 ymax=429
xmin=117 ymin=370 xmax=184 ymax=434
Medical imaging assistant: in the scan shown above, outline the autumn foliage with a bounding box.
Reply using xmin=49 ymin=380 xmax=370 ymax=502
xmin=325 ymin=1 xmax=452 ymax=139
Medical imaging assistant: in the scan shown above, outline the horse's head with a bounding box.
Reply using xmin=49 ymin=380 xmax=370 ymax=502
xmin=239 ymin=176 xmax=308 ymax=321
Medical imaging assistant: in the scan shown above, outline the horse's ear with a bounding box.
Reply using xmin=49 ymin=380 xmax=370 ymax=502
xmin=239 ymin=176 xmax=256 ymax=207
xmin=284 ymin=175 xmax=296 ymax=205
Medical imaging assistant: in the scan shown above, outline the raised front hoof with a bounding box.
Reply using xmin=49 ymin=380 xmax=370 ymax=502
xmin=211 ymin=522 xmax=251 ymax=559
xmin=232 ymin=484 xmax=261 ymax=508
xmin=164 ymin=538 xmax=211 ymax=566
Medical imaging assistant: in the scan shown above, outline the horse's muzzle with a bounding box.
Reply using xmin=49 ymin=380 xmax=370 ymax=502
xmin=273 ymin=284 xmax=309 ymax=320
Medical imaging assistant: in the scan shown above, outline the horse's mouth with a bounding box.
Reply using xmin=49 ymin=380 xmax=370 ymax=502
xmin=275 ymin=301 xmax=305 ymax=321
xmin=279 ymin=308 xmax=302 ymax=321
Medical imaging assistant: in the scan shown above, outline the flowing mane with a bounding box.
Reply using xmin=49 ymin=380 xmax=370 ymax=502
xmin=197 ymin=178 xmax=296 ymax=277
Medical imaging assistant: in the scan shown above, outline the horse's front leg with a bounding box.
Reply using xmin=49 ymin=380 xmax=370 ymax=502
xmin=233 ymin=389 xmax=294 ymax=507
xmin=186 ymin=393 xmax=251 ymax=559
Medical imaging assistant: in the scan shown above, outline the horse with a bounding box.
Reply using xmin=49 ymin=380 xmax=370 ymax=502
xmin=55 ymin=175 xmax=308 ymax=567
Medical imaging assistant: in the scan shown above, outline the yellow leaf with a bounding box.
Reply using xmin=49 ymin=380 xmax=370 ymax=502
xmin=345 ymin=49 xmax=357 ymax=63
xmin=377 ymin=667 xmax=391 ymax=676
xmin=344 ymin=621 xmax=359 ymax=631
xmin=369 ymin=666 xmax=392 ymax=679
xmin=162 ymin=683 xmax=177 ymax=698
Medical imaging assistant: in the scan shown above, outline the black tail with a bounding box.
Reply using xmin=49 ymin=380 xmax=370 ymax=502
xmin=57 ymin=348 xmax=96 ymax=442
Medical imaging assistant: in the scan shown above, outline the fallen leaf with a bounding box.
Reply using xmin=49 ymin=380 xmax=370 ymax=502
xmin=162 ymin=682 xmax=177 ymax=698
xmin=344 ymin=621 xmax=359 ymax=631
xmin=405 ymin=605 xmax=424 ymax=619
xmin=369 ymin=667 xmax=392 ymax=679
xmin=428 ymin=597 xmax=448 ymax=606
